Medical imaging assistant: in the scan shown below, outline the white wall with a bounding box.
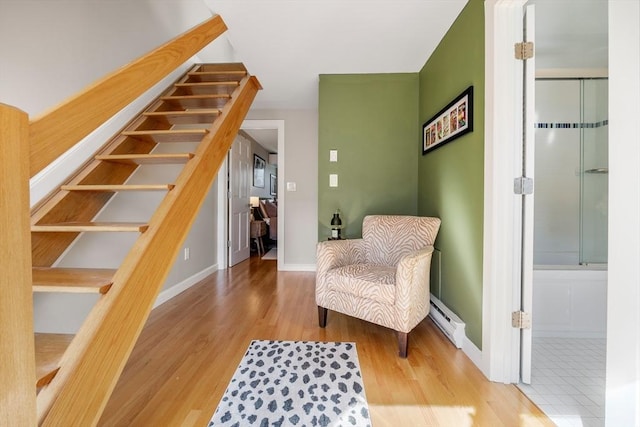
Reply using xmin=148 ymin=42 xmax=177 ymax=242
xmin=0 ymin=0 xmax=235 ymax=332
xmin=0 ymin=0 xmax=220 ymax=116
xmin=246 ymin=109 xmax=318 ymax=268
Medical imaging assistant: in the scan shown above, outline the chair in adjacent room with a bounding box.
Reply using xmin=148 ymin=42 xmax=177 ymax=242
xmin=258 ymin=199 xmax=278 ymax=241
xmin=315 ymin=215 xmax=441 ymax=357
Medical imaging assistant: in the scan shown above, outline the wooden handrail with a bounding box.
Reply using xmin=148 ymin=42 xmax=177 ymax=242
xmin=29 ymin=15 xmax=227 ymax=178
xmin=0 ymin=104 xmax=36 ymax=426
xmin=38 ymin=75 xmax=262 ymax=426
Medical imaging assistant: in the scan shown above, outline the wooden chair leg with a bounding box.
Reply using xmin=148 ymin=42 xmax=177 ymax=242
xmin=397 ymin=331 xmax=408 ymax=358
xmin=257 ymin=237 xmax=264 ymax=256
xmin=318 ymin=306 xmax=327 ymax=328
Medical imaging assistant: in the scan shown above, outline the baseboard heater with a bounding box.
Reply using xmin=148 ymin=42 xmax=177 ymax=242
xmin=428 ymin=294 xmax=466 ymax=349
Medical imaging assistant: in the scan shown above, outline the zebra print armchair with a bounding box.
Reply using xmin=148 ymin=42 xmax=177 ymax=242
xmin=316 ymin=215 xmax=441 ymax=357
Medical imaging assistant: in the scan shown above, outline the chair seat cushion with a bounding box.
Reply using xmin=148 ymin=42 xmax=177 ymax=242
xmin=327 ymin=264 xmax=396 ymax=305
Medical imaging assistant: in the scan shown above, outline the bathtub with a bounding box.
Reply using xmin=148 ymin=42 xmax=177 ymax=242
xmin=532 ymin=265 xmax=608 ymax=338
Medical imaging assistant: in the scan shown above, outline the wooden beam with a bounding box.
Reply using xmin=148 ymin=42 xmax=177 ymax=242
xmin=33 ymin=268 xmax=115 ymax=294
xmin=38 ymin=74 xmax=262 ymax=426
xmin=0 ymin=103 xmax=36 ymax=425
xmin=29 ymin=15 xmax=228 ymax=177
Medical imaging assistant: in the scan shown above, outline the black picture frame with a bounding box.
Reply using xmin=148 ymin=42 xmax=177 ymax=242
xmin=253 ymin=154 xmax=265 ymax=188
xmin=422 ymin=86 xmax=473 ymax=155
xmin=270 ymin=174 xmax=277 ymax=196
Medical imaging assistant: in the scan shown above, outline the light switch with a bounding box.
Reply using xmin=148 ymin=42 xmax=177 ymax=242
xmin=329 ymin=174 xmax=338 ymax=187
xmin=286 ymin=182 xmax=297 ymax=191
xmin=329 ymin=150 xmax=338 ymax=162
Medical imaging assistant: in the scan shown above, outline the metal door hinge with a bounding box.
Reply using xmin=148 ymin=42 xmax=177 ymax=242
xmin=227 ymin=240 xmax=231 ymax=248
xmin=514 ymin=176 xmax=534 ymax=195
xmin=512 ymin=311 xmax=531 ymax=329
xmin=515 ymin=42 xmax=534 ymax=60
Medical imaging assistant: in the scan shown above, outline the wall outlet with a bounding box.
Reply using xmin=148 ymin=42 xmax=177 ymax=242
xmin=184 ymin=247 xmax=190 ymax=260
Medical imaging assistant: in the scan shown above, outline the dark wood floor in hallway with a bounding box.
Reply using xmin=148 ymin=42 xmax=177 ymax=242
xmin=98 ymin=255 xmax=553 ymax=426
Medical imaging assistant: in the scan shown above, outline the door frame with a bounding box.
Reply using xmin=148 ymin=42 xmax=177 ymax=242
xmin=486 ymin=3 xmax=640 ymax=424
xmin=216 ymin=119 xmax=285 ymax=270
xmin=482 ymin=0 xmax=528 ymax=384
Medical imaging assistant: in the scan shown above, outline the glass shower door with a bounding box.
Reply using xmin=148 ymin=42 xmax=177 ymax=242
xmin=580 ymin=78 xmax=608 ymax=264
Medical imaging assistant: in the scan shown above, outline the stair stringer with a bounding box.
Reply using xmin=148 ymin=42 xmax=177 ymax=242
xmin=37 ymin=73 xmax=262 ymax=426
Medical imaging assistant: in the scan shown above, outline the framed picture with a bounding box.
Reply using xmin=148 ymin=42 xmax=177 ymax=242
xmin=253 ymin=154 xmax=265 ymax=187
xmin=270 ymin=174 xmax=277 ymax=196
xmin=422 ymin=86 xmax=473 ymax=155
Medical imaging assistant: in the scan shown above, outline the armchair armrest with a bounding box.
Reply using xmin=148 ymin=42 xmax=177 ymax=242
xmin=316 ymin=239 xmax=366 ymax=294
xmin=316 ymin=239 xmax=366 ymax=273
xmin=394 ymin=245 xmax=435 ymax=331
xmin=316 ymin=239 xmax=366 ymax=308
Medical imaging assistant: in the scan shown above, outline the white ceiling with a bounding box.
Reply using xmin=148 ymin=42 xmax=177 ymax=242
xmin=204 ymin=0 xmax=468 ymax=112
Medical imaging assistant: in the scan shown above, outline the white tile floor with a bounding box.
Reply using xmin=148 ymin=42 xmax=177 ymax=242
xmin=518 ymin=337 xmax=607 ymax=427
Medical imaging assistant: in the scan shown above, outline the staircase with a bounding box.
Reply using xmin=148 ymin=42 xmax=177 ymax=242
xmin=34 ymin=63 xmax=260 ymax=425
xmin=0 ymin=16 xmax=261 ymax=426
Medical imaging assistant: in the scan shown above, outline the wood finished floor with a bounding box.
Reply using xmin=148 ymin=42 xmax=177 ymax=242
xmin=98 ymin=255 xmax=553 ymax=426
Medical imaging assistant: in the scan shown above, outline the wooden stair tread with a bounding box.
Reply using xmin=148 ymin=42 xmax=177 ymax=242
xmin=159 ymin=94 xmax=231 ymax=110
xmin=143 ymin=110 xmax=220 ymax=124
xmin=188 ymin=70 xmax=246 ymax=76
xmin=175 ymin=82 xmax=239 ymax=88
xmin=122 ymin=129 xmax=209 ymax=144
xmin=143 ymin=109 xmax=221 ymax=116
xmin=32 ymin=222 xmax=149 ymax=232
xmin=122 ymin=129 xmax=209 ymax=135
xmin=61 ymin=184 xmax=175 ymax=192
xmin=160 ymin=94 xmax=231 ymax=101
xmin=33 ymin=267 xmax=115 ymax=294
xmin=96 ymin=153 xmax=194 ymax=164
xmin=35 ymin=333 xmax=74 ymax=388
xmin=171 ymin=81 xmax=238 ymax=96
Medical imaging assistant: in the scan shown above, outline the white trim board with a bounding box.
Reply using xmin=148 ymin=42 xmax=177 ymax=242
xmin=482 ymin=0 xmax=527 ymax=384
xmin=153 ymin=265 xmax=218 ymax=309
xmin=281 ymin=263 xmax=316 ymax=272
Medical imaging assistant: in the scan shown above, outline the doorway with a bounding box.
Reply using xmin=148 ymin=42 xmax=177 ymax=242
xmin=216 ymin=120 xmax=285 ymax=270
xmin=516 ymin=1 xmax=609 ymax=426
xmin=485 ymin=1 xmax=640 ymax=424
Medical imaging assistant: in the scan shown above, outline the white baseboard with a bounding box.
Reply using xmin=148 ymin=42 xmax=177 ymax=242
xmin=280 ymin=263 xmax=316 ymax=272
xmin=462 ymin=337 xmax=486 ymax=377
xmin=153 ymin=264 xmax=218 ymax=309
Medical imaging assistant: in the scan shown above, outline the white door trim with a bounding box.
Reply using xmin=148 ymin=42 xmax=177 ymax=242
xmin=216 ymin=158 xmax=228 ymax=269
xmin=482 ymin=0 xmax=527 ymax=383
xmin=606 ymin=1 xmax=640 ymax=424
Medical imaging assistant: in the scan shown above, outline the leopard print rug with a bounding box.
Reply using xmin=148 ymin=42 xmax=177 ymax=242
xmin=209 ymin=340 xmax=371 ymax=426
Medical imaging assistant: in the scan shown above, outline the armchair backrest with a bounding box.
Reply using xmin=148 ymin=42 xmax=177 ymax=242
xmin=362 ymin=215 xmax=441 ymax=266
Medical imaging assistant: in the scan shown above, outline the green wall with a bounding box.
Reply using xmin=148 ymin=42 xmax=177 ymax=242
xmin=418 ymin=0 xmax=485 ymax=348
xmin=318 ymin=74 xmax=419 ymax=239
xmin=317 ymin=0 xmax=485 ymax=349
